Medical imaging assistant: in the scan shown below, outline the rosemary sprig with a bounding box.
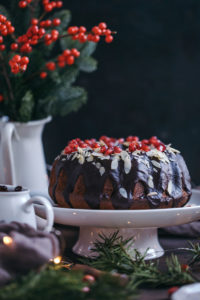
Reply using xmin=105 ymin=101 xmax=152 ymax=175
xmin=81 ymin=231 xmax=195 ymax=288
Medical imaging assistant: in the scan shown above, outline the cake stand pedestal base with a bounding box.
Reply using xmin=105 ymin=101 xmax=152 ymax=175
xmin=73 ymin=227 xmax=164 ymax=260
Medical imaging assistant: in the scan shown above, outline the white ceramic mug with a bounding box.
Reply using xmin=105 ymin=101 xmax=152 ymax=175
xmin=0 ymin=185 xmax=54 ymax=232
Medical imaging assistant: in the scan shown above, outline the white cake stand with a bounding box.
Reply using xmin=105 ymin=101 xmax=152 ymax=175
xmin=35 ymin=189 xmax=200 ymax=260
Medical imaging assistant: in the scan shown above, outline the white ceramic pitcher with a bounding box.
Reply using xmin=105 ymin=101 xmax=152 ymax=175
xmin=0 ymin=116 xmax=51 ymax=197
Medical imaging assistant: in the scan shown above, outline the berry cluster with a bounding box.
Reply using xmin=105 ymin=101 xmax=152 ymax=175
xmin=0 ymin=4 xmax=114 ymax=75
xmin=9 ymin=55 xmax=29 ymax=74
xmin=0 ymin=15 xmax=15 ymax=51
xmin=19 ymin=0 xmax=63 ymax=10
xmin=64 ymin=137 xmax=122 ymax=155
xmin=40 ymin=48 xmax=80 ymax=78
xmin=127 ymin=136 xmax=166 ymax=152
xmin=19 ymin=0 xmax=32 ymax=8
xmin=57 ymin=48 xmax=80 ymax=67
xmin=0 ymin=94 xmax=4 ymax=102
xmin=42 ymin=0 xmax=63 ymax=12
xmin=64 ymin=136 xmax=167 ymax=156
xmin=67 ymin=22 xmax=114 ymax=43
xmin=17 ymin=25 xmax=46 ymax=53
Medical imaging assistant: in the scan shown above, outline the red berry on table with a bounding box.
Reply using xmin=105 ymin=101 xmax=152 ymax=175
xmin=10 ymin=43 xmax=18 ymax=50
xmin=168 ymin=286 xmax=179 ymax=296
xmin=19 ymin=1 xmax=27 ymax=8
xmin=0 ymin=94 xmax=4 ymax=102
xmin=105 ymin=35 xmax=113 ymax=43
xmin=40 ymin=71 xmax=47 ymax=79
xmin=181 ymin=264 xmax=189 ymax=271
xmin=0 ymin=36 xmax=3 ymax=43
xmin=66 ymin=55 xmax=74 ymax=65
xmin=0 ymin=44 xmax=5 ymax=51
xmin=82 ymin=274 xmax=95 ymax=283
xmin=99 ymin=22 xmax=107 ymax=30
xmin=46 ymin=61 xmax=56 ymax=71
xmin=53 ymin=18 xmax=61 ymax=26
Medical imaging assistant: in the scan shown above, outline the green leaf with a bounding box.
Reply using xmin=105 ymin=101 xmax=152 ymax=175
xmin=51 ymin=10 xmax=71 ymax=32
xmin=59 ymin=86 xmax=88 ymax=116
xmin=80 ymin=41 xmax=97 ymax=57
xmin=60 ymin=36 xmax=82 ymax=51
xmin=50 ymin=66 xmax=79 ymax=86
xmin=18 ymin=90 xmax=34 ymax=122
xmin=77 ymin=56 xmax=97 ymax=73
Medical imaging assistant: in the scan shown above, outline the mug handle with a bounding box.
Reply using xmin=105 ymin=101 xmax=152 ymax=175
xmin=25 ymin=196 xmax=54 ymax=232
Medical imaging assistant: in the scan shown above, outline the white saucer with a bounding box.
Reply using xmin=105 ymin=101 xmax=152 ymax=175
xmin=35 ymin=189 xmax=200 ymax=260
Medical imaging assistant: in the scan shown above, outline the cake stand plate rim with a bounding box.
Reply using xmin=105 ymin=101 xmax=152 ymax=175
xmin=35 ymin=189 xmax=200 ymax=228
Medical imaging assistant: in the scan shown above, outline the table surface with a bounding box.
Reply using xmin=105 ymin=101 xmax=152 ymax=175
xmin=54 ymin=224 xmax=199 ymax=300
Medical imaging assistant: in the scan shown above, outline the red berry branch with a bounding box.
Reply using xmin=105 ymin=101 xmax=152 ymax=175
xmin=0 ymin=0 xmax=115 ymax=121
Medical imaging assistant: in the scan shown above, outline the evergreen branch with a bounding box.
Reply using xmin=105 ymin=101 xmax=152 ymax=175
xmin=0 ymin=265 xmax=137 ymax=300
xmin=81 ymin=231 xmax=195 ymax=288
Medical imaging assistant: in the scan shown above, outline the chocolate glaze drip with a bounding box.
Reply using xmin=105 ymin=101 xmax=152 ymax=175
xmin=49 ymin=150 xmax=191 ymax=210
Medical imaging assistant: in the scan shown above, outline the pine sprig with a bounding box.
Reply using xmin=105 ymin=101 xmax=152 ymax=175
xmin=0 ymin=265 xmax=137 ymax=300
xmin=81 ymin=231 xmax=195 ymax=288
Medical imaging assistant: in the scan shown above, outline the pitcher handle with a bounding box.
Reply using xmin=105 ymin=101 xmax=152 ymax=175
xmin=1 ymin=123 xmax=17 ymax=185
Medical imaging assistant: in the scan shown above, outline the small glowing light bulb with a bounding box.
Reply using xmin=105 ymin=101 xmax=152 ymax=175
xmin=3 ymin=236 xmax=13 ymax=246
xmin=53 ymin=256 xmax=62 ymax=264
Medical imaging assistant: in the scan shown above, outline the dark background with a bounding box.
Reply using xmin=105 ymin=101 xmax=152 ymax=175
xmin=44 ymin=0 xmax=200 ymax=184
xmin=6 ymin=0 xmax=200 ymax=183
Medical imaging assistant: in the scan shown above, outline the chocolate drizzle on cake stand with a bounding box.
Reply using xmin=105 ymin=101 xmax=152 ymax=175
xmin=35 ymin=189 xmax=200 ymax=260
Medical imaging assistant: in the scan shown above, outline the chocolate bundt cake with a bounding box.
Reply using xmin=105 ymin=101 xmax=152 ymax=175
xmin=49 ymin=136 xmax=191 ymax=209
